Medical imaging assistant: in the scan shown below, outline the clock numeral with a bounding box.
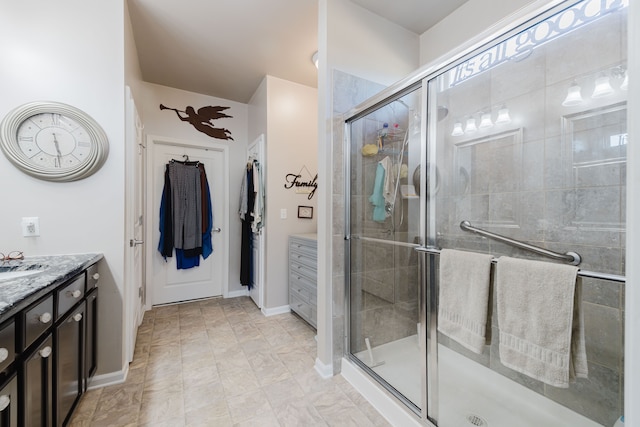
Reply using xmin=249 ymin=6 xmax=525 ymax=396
xmin=51 ymin=113 xmax=60 ymax=126
xmin=54 ymin=157 xmax=61 ymax=168
xmin=19 ymin=136 xmax=34 ymax=142
xmin=77 ymin=141 xmax=91 ymax=148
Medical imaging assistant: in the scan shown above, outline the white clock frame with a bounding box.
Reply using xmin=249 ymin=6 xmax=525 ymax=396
xmin=0 ymin=101 xmax=109 ymax=182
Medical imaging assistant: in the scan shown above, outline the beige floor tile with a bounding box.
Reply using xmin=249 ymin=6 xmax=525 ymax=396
xmin=183 ymin=381 xmax=226 ymax=413
xmin=94 ymin=383 xmax=144 ymax=414
xmin=239 ymin=336 xmax=272 ymax=356
xmin=185 ymin=400 xmax=231 ymax=426
xmin=276 ymin=345 xmax=317 ymax=375
xmin=89 ymin=404 xmax=140 ymax=427
xmin=182 ymin=362 xmax=220 ymax=389
xmin=139 ymin=388 xmax=185 ymax=425
xmin=233 ymin=412 xmax=281 ymax=427
xmin=70 ymin=297 xmax=391 ymax=427
xmin=262 ymin=377 xmax=306 ymax=408
xmin=273 ymin=400 xmax=328 ymax=427
xmin=219 ymin=366 xmax=261 ymax=397
xmin=226 ymin=389 xmax=272 ymax=423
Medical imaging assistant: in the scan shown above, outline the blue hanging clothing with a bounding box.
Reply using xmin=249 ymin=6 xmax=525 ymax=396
xmin=158 ymin=160 xmax=213 ymax=270
xmin=369 ymin=162 xmax=387 ymax=222
xmin=201 ymin=168 xmax=213 ymax=260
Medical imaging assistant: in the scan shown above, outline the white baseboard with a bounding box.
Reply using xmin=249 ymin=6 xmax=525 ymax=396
xmin=225 ymin=289 xmax=250 ymax=298
xmin=86 ymin=365 xmax=128 ymax=390
xmin=341 ymin=358 xmax=427 ymax=427
xmin=314 ymin=358 xmax=334 ymax=379
xmin=261 ymin=304 xmax=290 ymax=317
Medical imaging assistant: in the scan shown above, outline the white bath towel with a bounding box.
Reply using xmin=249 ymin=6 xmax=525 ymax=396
xmin=438 ymin=249 xmax=494 ymax=354
xmin=496 ymin=256 xmax=588 ymax=388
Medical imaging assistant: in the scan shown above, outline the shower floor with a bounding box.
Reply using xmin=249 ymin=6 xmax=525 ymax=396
xmin=355 ymin=335 xmax=601 ymax=427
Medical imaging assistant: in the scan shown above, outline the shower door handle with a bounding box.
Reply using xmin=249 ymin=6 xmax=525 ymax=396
xmin=414 ymin=245 xmax=439 ymax=423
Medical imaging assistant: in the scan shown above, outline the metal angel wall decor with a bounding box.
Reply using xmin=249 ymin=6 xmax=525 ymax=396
xmin=160 ymin=104 xmax=234 ymax=140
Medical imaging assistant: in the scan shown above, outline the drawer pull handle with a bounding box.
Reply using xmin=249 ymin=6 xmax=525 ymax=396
xmin=39 ymin=312 xmax=52 ymax=324
xmin=39 ymin=346 xmax=52 ymax=358
xmin=0 ymin=395 xmax=9 ymax=411
xmin=71 ymin=290 xmax=82 ymax=298
xmin=92 ymin=273 xmax=100 ymax=280
xmin=0 ymin=348 xmax=7 ymax=363
xmin=73 ymin=313 xmax=83 ymax=322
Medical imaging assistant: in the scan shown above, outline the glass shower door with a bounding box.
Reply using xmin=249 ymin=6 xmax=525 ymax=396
xmin=346 ymin=89 xmax=424 ymax=411
xmin=427 ymin=1 xmax=627 ymax=426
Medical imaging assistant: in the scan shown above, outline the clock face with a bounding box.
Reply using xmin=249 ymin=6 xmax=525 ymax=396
xmin=16 ymin=113 xmax=92 ymax=170
xmin=0 ymin=102 xmax=109 ymax=181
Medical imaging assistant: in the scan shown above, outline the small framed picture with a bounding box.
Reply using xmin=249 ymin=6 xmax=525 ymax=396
xmin=298 ymin=205 xmax=313 ymax=219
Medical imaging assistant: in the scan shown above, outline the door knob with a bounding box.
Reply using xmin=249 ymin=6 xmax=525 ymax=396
xmin=129 ymin=239 xmax=144 ymax=247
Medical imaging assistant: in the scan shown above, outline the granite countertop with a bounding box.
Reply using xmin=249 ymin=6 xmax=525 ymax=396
xmin=0 ymin=253 xmax=103 ymax=319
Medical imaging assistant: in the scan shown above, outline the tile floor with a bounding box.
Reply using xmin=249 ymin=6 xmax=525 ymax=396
xmin=69 ymin=296 xmax=392 ymax=426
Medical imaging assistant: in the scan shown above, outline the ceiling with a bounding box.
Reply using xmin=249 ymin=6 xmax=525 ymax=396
xmin=127 ymin=0 xmax=468 ymax=104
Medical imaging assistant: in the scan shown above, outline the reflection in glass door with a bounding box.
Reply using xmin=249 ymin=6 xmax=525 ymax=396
xmin=346 ymin=89 xmax=424 ymax=411
xmin=427 ymin=1 xmax=627 ymax=425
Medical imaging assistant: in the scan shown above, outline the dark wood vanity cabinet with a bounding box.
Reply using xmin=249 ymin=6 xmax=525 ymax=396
xmin=24 ymin=334 xmax=52 ymax=427
xmin=55 ymin=302 xmax=85 ymax=427
xmin=1 ymin=261 xmax=100 ymax=427
xmin=0 ymin=374 xmax=18 ymax=427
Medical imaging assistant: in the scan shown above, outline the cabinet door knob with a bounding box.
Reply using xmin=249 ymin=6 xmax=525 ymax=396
xmin=39 ymin=346 xmax=52 ymax=358
xmin=73 ymin=313 xmax=83 ymax=322
xmin=92 ymin=273 xmax=100 ymax=280
xmin=0 ymin=395 xmax=10 ymax=411
xmin=39 ymin=312 xmax=52 ymax=324
xmin=71 ymin=290 xmax=82 ymax=298
xmin=0 ymin=348 xmax=8 ymax=363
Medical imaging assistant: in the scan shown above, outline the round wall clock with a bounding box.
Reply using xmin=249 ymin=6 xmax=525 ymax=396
xmin=0 ymin=101 xmax=109 ymax=182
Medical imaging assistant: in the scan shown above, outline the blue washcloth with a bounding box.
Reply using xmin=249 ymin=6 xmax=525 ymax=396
xmin=369 ymin=163 xmax=386 ymax=222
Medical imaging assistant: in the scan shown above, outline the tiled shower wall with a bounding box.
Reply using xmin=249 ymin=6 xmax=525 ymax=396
xmin=335 ymin=3 xmax=627 ymax=425
xmin=331 ymin=70 xmax=388 ymax=372
xmin=430 ymin=6 xmax=627 ymax=426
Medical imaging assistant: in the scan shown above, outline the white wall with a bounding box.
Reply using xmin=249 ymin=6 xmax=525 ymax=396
xmin=419 ymin=0 xmax=536 ymax=65
xmin=263 ymin=76 xmax=318 ymax=309
xmin=0 ymin=0 xmax=126 ymax=376
xmin=329 ymin=0 xmax=419 ymax=87
xmin=249 ymin=76 xmax=318 ymax=310
xmin=248 ymin=78 xmax=268 ymax=148
xmin=139 ymin=82 xmax=249 ymax=294
xmin=125 ymin=1 xmax=144 ymax=108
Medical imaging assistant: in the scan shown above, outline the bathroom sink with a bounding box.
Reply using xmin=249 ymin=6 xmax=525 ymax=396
xmin=0 ymin=264 xmax=45 ymax=283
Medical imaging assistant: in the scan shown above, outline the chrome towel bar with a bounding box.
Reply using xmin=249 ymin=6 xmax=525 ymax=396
xmin=459 ymin=220 xmax=581 ymax=266
xmin=414 ymin=245 xmax=625 ymax=283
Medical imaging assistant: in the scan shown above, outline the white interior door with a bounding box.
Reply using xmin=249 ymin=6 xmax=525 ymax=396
xmin=125 ymin=87 xmax=145 ymax=363
xmin=148 ymin=138 xmax=228 ymax=305
xmin=248 ymin=134 xmax=265 ymax=308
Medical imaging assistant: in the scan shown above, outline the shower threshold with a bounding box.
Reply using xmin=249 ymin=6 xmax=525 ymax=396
xmin=355 ymin=336 xmax=601 ymax=426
